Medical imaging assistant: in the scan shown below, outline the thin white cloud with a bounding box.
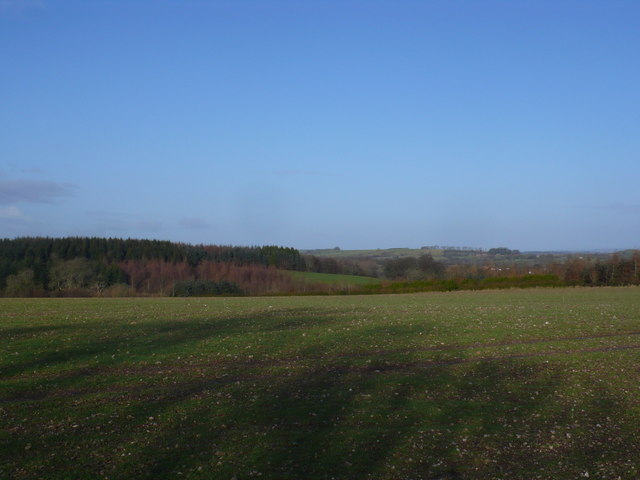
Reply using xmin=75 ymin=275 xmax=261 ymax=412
xmin=0 ymin=205 xmax=28 ymax=225
xmin=178 ymin=217 xmax=209 ymax=229
xmin=20 ymin=167 xmax=45 ymax=175
xmin=134 ymin=220 xmax=163 ymax=231
xmin=0 ymin=205 xmax=24 ymax=219
xmin=84 ymin=210 xmax=164 ymax=234
xmin=0 ymin=179 xmax=75 ymax=204
xmin=272 ymin=169 xmax=346 ymax=178
xmin=594 ymin=203 xmax=640 ymax=214
xmin=0 ymin=0 xmax=44 ymax=11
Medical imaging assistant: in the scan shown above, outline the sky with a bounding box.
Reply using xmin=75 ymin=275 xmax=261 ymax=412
xmin=1 ymin=0 xmax=639 ymax=251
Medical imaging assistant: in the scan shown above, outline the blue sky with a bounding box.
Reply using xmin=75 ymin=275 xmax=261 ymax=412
xmin=1 ymin=0 xmax=639 ymax=251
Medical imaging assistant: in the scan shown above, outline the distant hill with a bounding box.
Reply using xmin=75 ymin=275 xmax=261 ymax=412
xmin=303 ymin=246 xmax=620 ymax=262
xmin=302 ymin=247 xmax=445 ymax=260
xmin=2 ymin=238 xmax=637 ymax=297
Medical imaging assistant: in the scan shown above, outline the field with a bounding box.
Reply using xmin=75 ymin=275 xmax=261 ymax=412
xmin=2 ymin=287 xmax=640 ymax=479
xmin=287 ymin=270 xmax=383 ymax=288
xmin=303 ymin=247 xmax=443 ymax=260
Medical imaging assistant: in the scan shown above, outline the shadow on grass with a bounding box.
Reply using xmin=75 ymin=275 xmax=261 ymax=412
xmin=2 ymin=306 xmax=639 ymax=480
xmin=88 ymin=359 xmax=636 ymax=480
xmin=0 ymin=307 xmax=339 ymax=379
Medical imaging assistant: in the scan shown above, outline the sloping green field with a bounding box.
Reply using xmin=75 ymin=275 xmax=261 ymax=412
xmin=303 ymin=247 xmax=442 ymax=259
xmin=2 ymin=287 xmax=640 ymax=479
xmin=287 ymin=270 xmax=382 ymax=287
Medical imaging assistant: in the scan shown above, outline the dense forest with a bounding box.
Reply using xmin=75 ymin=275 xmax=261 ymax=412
xmin=1 ymin=237 xmax=639 ymax=297
xmin=0 ymin=237 xmax=306 ymax=296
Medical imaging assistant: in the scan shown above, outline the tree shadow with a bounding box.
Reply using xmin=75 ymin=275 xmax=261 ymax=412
xmin=3 ymin=306 xmax=640 ymax=480
xmin=0 ymin=307 xmax=339 ymax=379
xmin=100 ymin=355 xmax=635 ymax=480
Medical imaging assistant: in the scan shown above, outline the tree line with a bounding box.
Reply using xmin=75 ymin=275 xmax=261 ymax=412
xmin=2 ymin=237 xmax=639 ymax=297
xmin=0 ymin=237 xmax=383 ymax=297
xmin=0 ymin=237 xmax=307 ymax=296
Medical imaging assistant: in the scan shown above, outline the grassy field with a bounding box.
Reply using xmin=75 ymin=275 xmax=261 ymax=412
xmin=303 ymin=247 xmax=442 ymax=260
xmin=287 ymin=270 xmax=382 ymax=288
xmin=2 ymin=287 xmax=640 ymax=479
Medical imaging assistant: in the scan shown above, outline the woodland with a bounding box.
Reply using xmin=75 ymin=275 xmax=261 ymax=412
xmin=1 ymin=237 xmax=639 ymax=297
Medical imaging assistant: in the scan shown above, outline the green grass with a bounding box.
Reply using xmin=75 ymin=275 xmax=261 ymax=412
xmin=287 ymin=270 xmax=382 ymax=287
xmin=2 ymin=287 xmax=640 ymax=479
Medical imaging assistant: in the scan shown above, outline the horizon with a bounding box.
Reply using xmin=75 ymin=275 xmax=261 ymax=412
xmin=0 ymin=234 xmax=633 ymax=255
xmin=2 ymin=1 xmax=639 ymax=252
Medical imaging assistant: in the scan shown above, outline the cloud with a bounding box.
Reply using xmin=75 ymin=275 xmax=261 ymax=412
xmin=0 ymin=205 xmax=24 ymax=219
xmin=0 ymin=0 xmax=44 ymax=13
xmin=1 ymin=162 xmax=45 ymax=175
xmin=0 ymin=205 xmax=28 ymax=225
xmin=0 ymin=0 xmax=44 ymax=9
xmin=134 ymin=220 xmax=163 ymax=231
xmin=84 ymin=210 xmax=164 ymax=234
xmin=20 ymin=167 xmax=45 ymax=175
xmin=274 ymin=169 xmax=319 ymax=176
xmin=272 ymin=169 xmax=345 ymax=178
xmin=178 ymin=217 xmax=209 ymax=229
xmin=0 ymin=179 xmax=75 ymax=205
xmin=593 ymin=203 xmax=640 ymax=214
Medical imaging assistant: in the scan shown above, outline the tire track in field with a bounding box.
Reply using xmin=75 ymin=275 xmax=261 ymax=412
xmin=363 ymin=343 xmax=640 ymax=373
xmin=4 ymin=342 xmax=640 ymax=404
xmin=325 ymin=329 xmax=640 ymax=360
xmin=5 ymin=329 xmax=640 ymax=380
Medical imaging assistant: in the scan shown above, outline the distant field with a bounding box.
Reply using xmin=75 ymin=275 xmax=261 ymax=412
xmin=287 ymin=270 xmax=382 ymax=287
xmin=2 ymin=288 xmax=640 ymax=479
xmin=303 ymin=247 xmax=443 ymax=259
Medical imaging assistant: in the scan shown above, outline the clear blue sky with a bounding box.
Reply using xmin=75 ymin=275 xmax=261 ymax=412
xmin=1 ymin=0 xmax=639 ymax=251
